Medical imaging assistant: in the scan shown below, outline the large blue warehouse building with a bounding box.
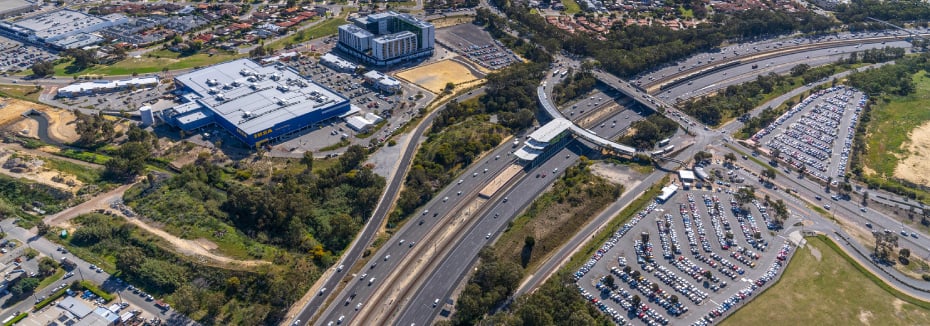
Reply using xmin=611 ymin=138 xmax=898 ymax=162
xmin=162 ymin=59 xmax=350 ymax=147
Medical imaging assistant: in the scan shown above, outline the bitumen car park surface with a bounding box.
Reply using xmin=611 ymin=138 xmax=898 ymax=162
xmin=574 ymin=179 xmax=795 ymax=326
xmin=751 ymin=86 xmax=866 ymax=181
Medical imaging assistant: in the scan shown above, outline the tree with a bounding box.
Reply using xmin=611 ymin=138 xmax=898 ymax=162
xmin=38 ymin=256 xmax=58 ymax=277
xmin=900 ymin=248 xmax=911 ymax=258
xmin=790 ymin=63 xmax=810 ymax=77
xmin=301 ymin=151 xmax=314 ymax=171
xmin=65 ymin=48 xmax=96 ymax=70
xmin=11 ymin=277 xmax=39 ymax=297
xmin=603 ymin=275 xmax=615 ymax=289
xmin=761 ymin=167 xmax=777 ymax=181
xmin=735 ymin=187 xmax=756 ymax=207
xmin=23 ymin=248 xmax=38 ymax=260
xmin=30 ymin=60 xmax=55 ymax=77
xmin=36 ymin=222 xmax=50 ymax=236
xmin=104 ymin=142 xmax=152 ymax=182
xmin=724 ymin=153 xmax=737 ymax=163
xmin=862 ymin=191 xmax=870 ymax=207
xmin=444 ymin=82 xmax=455 ymax=93
xmin=524 ymin=236 xmax=535 ymax=248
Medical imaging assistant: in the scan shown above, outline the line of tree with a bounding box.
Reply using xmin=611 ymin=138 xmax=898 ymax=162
xmin=29 ymin=60 xmax=55 ymax=77
xmin=551 ymin=69 xmax=597 ymax=105
xmin=619 ymin=113 xmax=679 ymax=150
xmin=834 ymin=0 xmax=930 ymax=28
xmin=484 ymin=0 xmax=834 ymax=79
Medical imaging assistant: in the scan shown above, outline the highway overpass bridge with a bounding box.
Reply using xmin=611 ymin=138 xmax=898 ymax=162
xmin=535 ymin=85 xmax=637 ymax=156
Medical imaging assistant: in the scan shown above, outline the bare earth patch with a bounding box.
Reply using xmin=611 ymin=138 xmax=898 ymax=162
xmin=10 ymin=118 xmax=38 ymax=138
xmin=0 ymin=150 xmax=83 ymax=192
xmin=894 ymin=120 xmax=930 ymax=185
xmin=590 ymin=162 xmax=642 ymax=188
xmin=0 ymin=98 xmax=79 ymax=143
xmin=808 ymin=245 xmax=822 ymax=262
xmin=859 ymin=310 xmax=873 ymax=325
xmin=395 ymin=59 xmax=481 ymax=93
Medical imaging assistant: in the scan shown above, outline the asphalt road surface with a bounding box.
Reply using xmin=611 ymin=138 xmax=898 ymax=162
xmin=0 ymin=219 xmax=196 ymax=325
xmin=290 ymin=89 xmax=485 ymax=325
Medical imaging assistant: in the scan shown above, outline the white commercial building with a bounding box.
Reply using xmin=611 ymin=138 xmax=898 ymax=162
xmin=362 ymin=70 xmax=401 ymax=93
xmin=345 ymin=112 xmax=383 ymax=132
xmin=320 ymin=53 xmax=358 ymax=72
xmin=0 ymin=10 xmax=127 ymax=49
xmin=657 ymin=184 xmax=679 ymax=203
xmin=57 ymin=76 xmax=159 ymax=98
xmin=515 ymin=118 xmax=573 ymax=162
xmin=335 ymin=11 xmax=434 ymax=66
xmin=372 ymin=31 xmax=418 ymax=61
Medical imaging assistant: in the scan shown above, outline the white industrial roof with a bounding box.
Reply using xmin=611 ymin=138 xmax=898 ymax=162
xmin=679 ymin=170 xmax=696 ymax=181
xmin=346 ymin=115 xmax=372 ymax=131
xmin=657 ymin=184 xmax=679 ymax=201
xmin=514 ymin=146 xmax=543 ymax=161
xmin=58 ymin=296 xmax=93 ymax=318
xmin=528 ymin=118 xmax=572 ymax=144
xmin=174 ymin=59 xmax=348 ymax=134
xmin=58 ymin=77 xmax=158 ymax=94
xmin=363 ymin=70 xmax=401 ymax=87
xmin=320 ymin=53 xmax=357 ymax=70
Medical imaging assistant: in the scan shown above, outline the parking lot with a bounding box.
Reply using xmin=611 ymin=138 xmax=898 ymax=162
xmin=270 ymin=58 xmax=430 ymax=151
xmin=572 ymin=175 xmax=797 ymax=325
xmin=0 ymin=36 xmax=57 ymax=74
xmin=435 ymin=23 xmax=519 ymax=70
xmin=750 ymin=86 xmax=866 ymax=181
xmin=54 ymin=81 xmax=168 ymax=114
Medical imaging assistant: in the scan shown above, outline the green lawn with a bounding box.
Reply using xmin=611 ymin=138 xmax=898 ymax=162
xmin=36 ymin=268 xmax=65 ymax=291
xmin=562 ymin=0 xmax=582 ymax=14
xmin=862 ymin=70 xmax=930 ymax=179
xmin=50 ymin=51 xmax=245 ymax=77
xmin=721 ymin=236 xmax=930 ymax=325
xmin=678 ymin=6 xmax=694 ymax=18
xmin=39 ymin=157 xmax=104 ymax=184
xmin=266 ymin=12 xmax=350 ymax=51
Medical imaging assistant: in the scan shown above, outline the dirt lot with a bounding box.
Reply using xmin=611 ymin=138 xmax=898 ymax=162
xmin=0 ymin=98 xmax=79 ymax=143
xmin=395 ymin=59 xmax=482 ymax=93
xmin=894 ymin=120 xmax=930 ymax=185
xmin=430 ymin=16 xmax=475 ymax=29
xmin=0 ymin=149 xmax=84 ymax=192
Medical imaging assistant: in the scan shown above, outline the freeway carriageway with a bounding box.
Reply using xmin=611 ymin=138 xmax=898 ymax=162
xmin=642 ymin=33 xmax=925 ymax=94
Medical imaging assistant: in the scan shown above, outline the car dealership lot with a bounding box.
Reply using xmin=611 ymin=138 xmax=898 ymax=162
xmin=574 ymin=184 xmax=796 ymax=325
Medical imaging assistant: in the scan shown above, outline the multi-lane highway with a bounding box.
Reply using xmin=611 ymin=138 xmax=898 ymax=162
xmin=288 ymin=89 xmax=485 ymax=325
xmin=302 ymin=28 xmax=930 ymax=326
xmin=315 ymin=135 xmax=545 ymax=325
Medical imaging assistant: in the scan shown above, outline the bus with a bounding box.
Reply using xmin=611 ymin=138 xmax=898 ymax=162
xmin=658 ymin=138 xmax=670 ymax=147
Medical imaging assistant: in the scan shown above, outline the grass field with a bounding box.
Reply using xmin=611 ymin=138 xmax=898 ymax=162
xmin=266 ymin=12 xmax=350 ymax=50
xmin=39 ymin=157 xmax=103 ymax=184
xmin=863 ymin=71 xmax=930 ymax=180
xmin=36 ymin=268 xmax=65 ymax=291
xmin=562 ymin=0 xmax=582 ymax=14
xmin=721 ymin=236 xmax=930 ymax=325
xmin=48 ymin=51 xmax=244 ymax=77
xmin=493 ymin=160 xmax=622 ymax=272
xmin=0 ymin=85 xmax=42 ymax=102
